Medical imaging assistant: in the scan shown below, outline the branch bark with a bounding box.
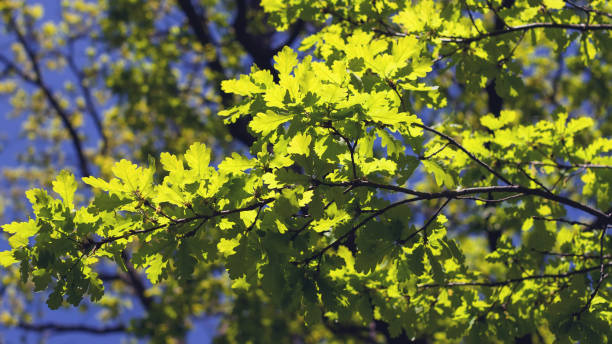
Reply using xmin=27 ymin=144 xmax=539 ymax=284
xmin=177 ymin=0 xmax=255 ymax=146
xmin=17 ymin=322 xmax=125 ymax=334
xmin=7 ymin=17 xmax=91 ymax=177
xmin=419 ymin=261 xmax=612 ymax=288
xmin=439 ymin=22 xmax=612 ymax=44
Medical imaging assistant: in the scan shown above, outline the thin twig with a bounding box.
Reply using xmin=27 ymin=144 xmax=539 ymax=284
xmin=531 ymin=216 xmax=589 ymax=227
xmin=574 ymin=226 xmax=609 ymax=316
xmin=297 ymin=196 xmax=423 ymax=265
xmin=419 ymin=262 xmax=612 ymax=288
xmin=398 ymin=198 xmax=451 ymax=245
xmin=437 ymin=23 xmax=612 ymax=44
xmin=462 ymin=0 xmax=483 ymax=35
xmin=531 ymin=249 xmax=609 ymax=260
xmin=412 ymin=123 xmax=513 ymax=185
xmin=420 ymin=143 xmax=450 ymax=160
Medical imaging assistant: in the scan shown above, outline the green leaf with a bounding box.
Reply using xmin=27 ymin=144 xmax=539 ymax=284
xmin=566 ymin=117 xmax=594 ymax=134
xmin=221 ymin=74 xmax=261 ymax=96
xmin=2 ymin=219 xmax=38 ymax=248
xmin=82 ymin=176 xmax=118 ymax=193
xmin=111 ymin=159 xmax=141 ymax=192
xmin=0 ymin=251 xmax=18 ymax=267
xmin=160 ymin=152 xmax=185 ymax=184
xmin=274 ymin=46 xmax=298 ymax=78
xmin=47 ymin=289 xmax=63 ymax=310
xmin=250 ymin=111 xmax=293 ymax=135
xmin=52 ymin=170 xmax=77 ymax=209
xmin=184 ymin=142 xmax=211 ymax=178
xmin=154 ymin=184 xmax=185 ymax=206
xmin=218 ymin=153 xmax=255 ymax=174
xmin=480 ymin=110 xmax=517 ymax=130
xmin=32 ymin=269 xmax=52 ymax=291
xmin=92 ymin=192 xmax=131 ymax=211
xmin=113 ymin=251 xmax=128 ymax=273
xmin=144 ymin=253 xmax=166 ymax=284
xmin=543 ymin=0 xmax=565 ymax=9
xmin=390 ymin=36 xmax=419 ymax=71
xmin=422 ymin=160 xmax=454 ymax=188
xmin=218 ymin=237 xmax=241 ymax=257
xmin=287 ymin=132 xmax=312 ymax=156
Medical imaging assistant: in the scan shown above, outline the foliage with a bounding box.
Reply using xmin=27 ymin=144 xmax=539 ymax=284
xmin=1 ymin=0 xmax=612 ymax=343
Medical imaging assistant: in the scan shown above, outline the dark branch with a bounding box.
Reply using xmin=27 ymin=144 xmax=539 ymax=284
xmin=8 ymin=17 xmax=91 ymax=177
xmin=65 ymin=47 xmax=108 ymax=154
xmin=413 ymin=122 xmax=513 ymax=185
xmin=121 ymin=250 xmax=153 ymax=310
xmin=419 ymin=262 xmax=612 ymax=288
xmin=94 ymin=199 xmax=275 ymax=249
xmin=398 ymin=198 xmax=451 ymax=245
xmin=314 ymin=179 xmax=610 ymax=223
xmin=233 ymin=0 xmax=276 ymax=73
xmin=177 ymin=0 xmax=255 ymax=146
xmin=297 ymin=196 xmax=424 ymax=265
xmin=17 ymin=322 xmax=125 ymax=334
xmin=531 ymin=216 xmax=590 ymax=227
xmin=438 ymin=22 xmax=612 ymax=44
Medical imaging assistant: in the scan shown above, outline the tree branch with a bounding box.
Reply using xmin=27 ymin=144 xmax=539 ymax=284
xmin=17 ymin=322 xmax=125 ymax=334
xmin=398 ymin=198 xmax=451 ymax=245
xmin=64 ymin=46 xmax=108 ymax=154
xmin=93 ymin=198 xmax=275 ymax=249
xmin=8 ymin=17 xmax=91 ymax=177
xmin=314 ymin=179 xmax=610 ymax=223
xmin=177 ymin=0 xmax=255 ymax=146
xmin=438 ymin=22 xmax=612 ymax=44
xmin=419 ymin=262 xmax=612 ymax=288
xmin=574 ymin=226 xmax=609 ymax=316
xmin=531 ymin=216 xmax=590 ymax=227
xmin=121 ymin=250 xmax=153 ymax=310
xmin=233 ymin=0 xmax=276 ymax=74
xmin=413 ymin=122 xmax=513 ymax=185
xmin=297 ymin=196 xmax=424 ymax=265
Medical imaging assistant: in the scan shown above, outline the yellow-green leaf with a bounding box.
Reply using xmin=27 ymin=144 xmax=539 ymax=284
xmin=218 ymin=237 xmax=240 ymax=257
xmin=221 ymin=74 xmax=261 ymax=96
xmin=111 ymin=160 xmax=137 ymax=188
xmin=2 ymin=219 xmax=38 ymax=248
xmin=144 ymin=253 xmax=166 ymax=284
xmin=218 ymin=153 xmax=255 ymax=174
xmin=0 ymin=251 xmax=18 ymax=267
xmin=250 ymin=111 xmax=292 ymax=135
xmin=287 ymin=132 xmax=312 ymax=156
xmin=542 ymin=0 xmax=565 ymax=10
xmin=185 ymin=142 xmax=211 ymax=178
xmin=274 ymin=46 xmax=298 ymax=78
xmin=52 ymin=170 xmax=77 ymax=209
xmin=422 ymin=160 xmax=454 ymax=188
xmin=480 ymin=110 xmax=518 ymax=130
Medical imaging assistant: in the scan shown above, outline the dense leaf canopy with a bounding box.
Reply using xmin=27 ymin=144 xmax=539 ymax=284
xmin=1 ymin=0 xmax=611 ymax=343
